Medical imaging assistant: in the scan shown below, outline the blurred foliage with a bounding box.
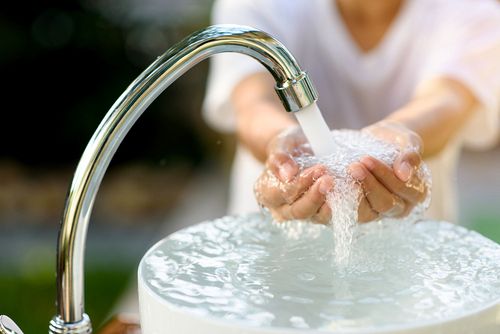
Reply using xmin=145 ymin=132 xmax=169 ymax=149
xmin=0 ymin=0 xmax=220 ymax=330
xmin=0 ymin=0 xmax=217 ymax=168
xmin=0 ymin=264 xmax=133 ymax=333
xmin=469 ymin=212 xmax=500 ymax=243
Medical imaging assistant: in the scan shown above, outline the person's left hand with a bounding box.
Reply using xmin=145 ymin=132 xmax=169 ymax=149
xmin=254 ymin=126 xmax=334 ymax=224
xmin=349 ymin=120 xmax=428 ymax=223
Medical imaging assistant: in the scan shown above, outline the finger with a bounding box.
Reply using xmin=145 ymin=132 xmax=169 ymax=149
xmin=349 ymin=162 xmax=405 ymax=217
xmin=313 ymin=203 xmax=332 ymax=225
xmin=357 ymin=196 xmax=379 ymax=223
xmin=256 ymin=165 xmax=328 ymax=210
xmin=360 ymin=156 xmax=426 ymax=203
xmin=281 ymin=165 xmax=328 ymax=204
xmin=393 ymin=150 xmax=421 ymax=182
xmin=254 ymin=170 xmax=288 ymax=207
xmin=282 ymin=175 xmax=333 ymax=220
xmin=267 ymin=151 xmax=299 ymax=183
xmin=395 ymin=151 xmax=427 ymax=200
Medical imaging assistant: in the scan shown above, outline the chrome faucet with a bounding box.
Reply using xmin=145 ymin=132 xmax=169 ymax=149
xmin=1 ymin=25 xmax=318 ymax=334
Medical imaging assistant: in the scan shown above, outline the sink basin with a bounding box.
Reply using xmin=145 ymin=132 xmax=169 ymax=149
xmin=138 ymin=213 xmax=500 ymax=334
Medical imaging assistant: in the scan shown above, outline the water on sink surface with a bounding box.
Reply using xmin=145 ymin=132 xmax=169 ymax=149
xmin=141 ymin=213 xmax=500 ymax=331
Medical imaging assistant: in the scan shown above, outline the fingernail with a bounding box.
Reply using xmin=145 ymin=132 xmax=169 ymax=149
xmin=312 ymin=167 xmax=326 ymax=180
xmin=361 ymin=156 xmax=375 ymax=170
xmin=398 ymin=162 xmax=412 ymax=182
xmin=349 ymin=164 xmax=366 ymax=181
xmin=279 ymin=162 xmax=296 ymax=182
xmin=319 ymin=176 xmax=333 ymax=195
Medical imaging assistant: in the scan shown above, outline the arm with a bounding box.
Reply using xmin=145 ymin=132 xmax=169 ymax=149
xmin=231 ymin=71 xmax=296 ymax=162
xmin=384 ymin=77 xmax=477 ymax=159
xmin=349 ymin=77 xmax=478 ymax=221
xmin=235 ymin=73 xmax=478 ymax=223
xmin=232 ymin=72 xmax=334 ymax=223
xmin=355 ymin=77 xmax=478 ymax=190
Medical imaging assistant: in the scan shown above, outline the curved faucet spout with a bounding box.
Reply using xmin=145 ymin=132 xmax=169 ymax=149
xmin=49 ymin=24 xmax=318 ymax=334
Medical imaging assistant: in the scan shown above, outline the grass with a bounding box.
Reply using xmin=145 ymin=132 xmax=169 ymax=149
xmin=467 ymin=212 xmax=500 ymax=243
xmin=0 ymin=264 xmax=134 ymax=333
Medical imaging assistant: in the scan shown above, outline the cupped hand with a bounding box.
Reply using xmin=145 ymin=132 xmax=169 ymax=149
xmin=350 ymin=121 xmax=428 ymax=223
xmin=254 ymin=127 xmax=334 ymax=224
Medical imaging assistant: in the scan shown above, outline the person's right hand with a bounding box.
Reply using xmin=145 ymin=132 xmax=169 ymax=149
xmin=254 ymin=127 xmax=334 ymax=224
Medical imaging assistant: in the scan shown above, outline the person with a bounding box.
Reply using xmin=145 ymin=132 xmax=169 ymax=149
xmin=203 ymin=0 xmax=500 ymax=224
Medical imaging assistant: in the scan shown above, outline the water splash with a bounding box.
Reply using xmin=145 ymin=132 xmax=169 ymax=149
xmin=295 ymin=130 xmax=431 ymax=265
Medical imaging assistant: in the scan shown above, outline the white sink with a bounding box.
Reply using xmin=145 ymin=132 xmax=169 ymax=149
xmin=138 ymin=214 xmax=500 ymax=333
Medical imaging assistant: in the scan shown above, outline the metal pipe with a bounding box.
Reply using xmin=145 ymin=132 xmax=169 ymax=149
xmin=49 ymin=24 xmax=318 ymax=334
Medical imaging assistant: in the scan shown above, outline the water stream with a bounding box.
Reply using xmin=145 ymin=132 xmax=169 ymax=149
xmin=293 ymin=102 xmax=335 ymax=157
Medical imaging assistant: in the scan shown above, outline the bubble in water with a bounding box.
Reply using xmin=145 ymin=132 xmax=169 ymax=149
xmin=298 ymin=272 xmax=316 ymax=281
xmin=290 ymin=316 xmax=309 ymax=329
xmin=215 ymin=267 xmax=232 ymax=283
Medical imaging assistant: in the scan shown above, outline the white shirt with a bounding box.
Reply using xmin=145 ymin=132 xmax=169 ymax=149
xmin=203 ymin=0 xmax=500 ymax=222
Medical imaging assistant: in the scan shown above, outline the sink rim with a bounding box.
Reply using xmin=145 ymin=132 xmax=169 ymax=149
xmin=138 ymin=217 xmax=500 ymax=333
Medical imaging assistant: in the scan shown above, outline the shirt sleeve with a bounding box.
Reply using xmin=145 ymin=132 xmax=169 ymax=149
xmin=202 ymin=0 xmax=293 ymax=133
xmin=418 ymin=0 xmax=500 ymax=149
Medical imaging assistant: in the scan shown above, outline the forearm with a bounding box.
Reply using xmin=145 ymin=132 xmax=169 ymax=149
xmin=231 ymin=72 xmax=297 ymax=162
xmin=385 ymin=78 xmax=478 ymax=158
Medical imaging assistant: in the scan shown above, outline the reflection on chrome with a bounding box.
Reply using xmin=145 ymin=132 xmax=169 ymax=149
xmin=49 ymin=25 xmax=318 ymax=334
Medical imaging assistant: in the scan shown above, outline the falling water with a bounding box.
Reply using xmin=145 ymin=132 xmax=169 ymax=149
xmin=293 ymin=102 xmax=335 ymax=157
xmin=294 ymin=130 xmax=431 ymax=265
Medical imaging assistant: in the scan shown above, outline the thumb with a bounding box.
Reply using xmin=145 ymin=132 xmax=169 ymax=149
xmin=394 ymin=150 xmax=421 ymax=182
xmin=268 ymin=152 xmax=299 ymax=183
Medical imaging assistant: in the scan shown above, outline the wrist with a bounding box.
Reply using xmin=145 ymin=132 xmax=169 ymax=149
xmin=363 ymin=119 xmax=424 ymax=155
xmin=236 ymin=102 xmax=296 ymax=162
xmin=265 ymin=125 xmax=300 ymax=156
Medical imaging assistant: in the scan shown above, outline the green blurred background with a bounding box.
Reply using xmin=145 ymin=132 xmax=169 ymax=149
xmin=0 ymin=0 xmax=228 ymax=331
xmin=0 ymin=0 xmax=499 ymax=333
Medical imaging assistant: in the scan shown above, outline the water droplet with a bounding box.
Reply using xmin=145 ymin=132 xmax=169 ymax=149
xmin=215 ymin=267 xmax=231 ymax=282
xmin=298 ymin=272 xmax=315 ymax=281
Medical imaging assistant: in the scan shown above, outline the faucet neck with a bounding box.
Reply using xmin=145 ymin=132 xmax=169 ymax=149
xmin=50 ymin=24 xmax=317 ymax=333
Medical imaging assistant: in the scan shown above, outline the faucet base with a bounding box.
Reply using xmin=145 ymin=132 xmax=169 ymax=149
xmin=49 ymin=314 xmax=92 ymax=334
